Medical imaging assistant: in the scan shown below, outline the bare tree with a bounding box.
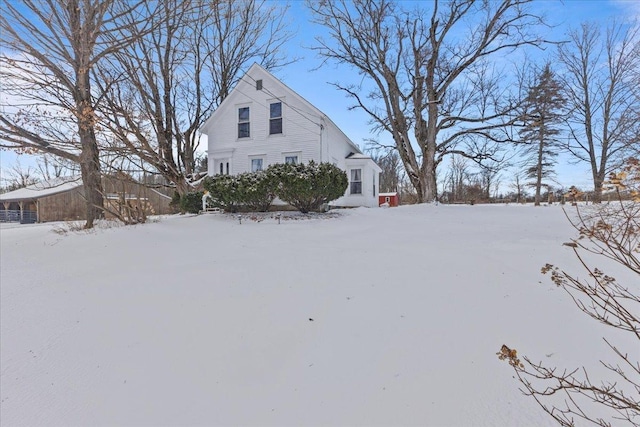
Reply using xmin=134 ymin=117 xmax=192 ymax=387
xmin=498 ymin=158 xmax=640 ymax=426
xmin=443 ymin=155 xmax=473 ymax=203
xmin=36 ymin=154 xmax=75 ymax=181
xmin=97 ymin=0 xmax=293 ymax=196
xmin=477 ymin=163 xmax=503 ymax=201
xmin=558 ymin=21 xmax=640 ymax=203
xmin=0 ymin=0 xmax=147 ymax=228
xmin=0 ymin=159 xmax=39 ymax=192
xmin=475 ymin=146 xmax=513 ymax=201
xmin=519 ymin=63 xmax=567 ymax=206
xmin=308 ymin=0 xmax=550 ymax=202
xmin=369 ymin=149 xmax=404 ymax=193
xmin=444 ymin=153 xmax=511 ymax=204
xmin=510 ymin=172 xmax=526 ymax=203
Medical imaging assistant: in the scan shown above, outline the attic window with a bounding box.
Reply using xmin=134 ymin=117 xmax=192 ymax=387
xmin=256 ymin=79 xmax=263 ymax=90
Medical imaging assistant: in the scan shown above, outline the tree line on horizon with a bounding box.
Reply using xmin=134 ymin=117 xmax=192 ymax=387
xmin=1 ymin=0 xmax=638 ymax=227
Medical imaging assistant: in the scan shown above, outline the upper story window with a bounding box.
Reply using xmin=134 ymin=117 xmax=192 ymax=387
xmin=350 ymin=169 xmax=362 ymax=195
xmin=269 ymin=102 xmax=282 ymax=135
xmin=238 ymin=107 xmax=250 ymax=138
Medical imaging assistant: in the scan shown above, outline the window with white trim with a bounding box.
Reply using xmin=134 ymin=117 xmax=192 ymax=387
xmin=238 ymin=107 xmax=250 ymax=138
xmin=216 ymin=159 xmax=230 ymax=175
xmin=251 ymin=158 xmax=263 ymax=172
xmin=269 ymin=102 xmax=282 ymax=135
xmin=350 ymin=169 xmax=362 ymax=195
xmin=285 ymin=155 xmax=298 ymax=165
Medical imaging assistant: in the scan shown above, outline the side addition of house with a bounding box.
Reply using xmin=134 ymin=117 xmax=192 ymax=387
xmin=199 ymin=63 xmax=382 ymax=208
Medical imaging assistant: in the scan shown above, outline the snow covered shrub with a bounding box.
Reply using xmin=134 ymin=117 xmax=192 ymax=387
xmin=179 ymin=191 xmax=204 ymax=214
xmin=268 ymin=161 xmax=348 ymax=213
xmin=498 ymin=158 xmax=640 ymax=426
xmin=236 ymin=171 xmax=277 ymax=212
xmin=203 ymin=172 xmax=276 ymax=212
xmin=203 ymin=174 xmax=242 ymax=213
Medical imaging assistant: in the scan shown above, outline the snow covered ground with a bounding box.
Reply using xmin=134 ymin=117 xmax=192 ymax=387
xmin=0 ymin=204 xmax=632 ymax=426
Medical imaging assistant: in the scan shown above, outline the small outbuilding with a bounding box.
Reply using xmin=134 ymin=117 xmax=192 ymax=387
xmin=0 ymin=176 xmax=84 ymax=223
xmin=0 ymin=175 xmax=173 ymax=223
xmin=379 ymin=192 xmax=400 ymax=207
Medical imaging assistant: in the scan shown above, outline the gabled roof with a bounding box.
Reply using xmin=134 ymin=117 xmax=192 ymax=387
xmin=0 ymin=176 xmax=83 ymax=202
xmin=200 ymin=63 xmax=362 ymax=154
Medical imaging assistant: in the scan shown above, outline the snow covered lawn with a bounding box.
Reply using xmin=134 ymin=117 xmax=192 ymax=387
xmin=0 ymin=204 xmax=630 ymax=426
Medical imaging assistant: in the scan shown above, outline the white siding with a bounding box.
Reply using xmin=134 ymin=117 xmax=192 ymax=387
xmin=331 ymin=157 xmax=381 ymax=208
xmin=202 ymin=63 xmax=381 ymax=208
xmin=322 ymin=120 xmax=359 ymax=168
xmin=204 ymin=66 xmax=323 ymax=175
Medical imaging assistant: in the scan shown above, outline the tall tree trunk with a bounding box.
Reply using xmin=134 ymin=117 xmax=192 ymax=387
xmin=76 ymin=64 xmax=104 ymax=228
xmin=422 ymin=153 xmax=438 ymax=202
xmin=79 ymin=143 xmax=104 ymax=228
xmin=535 ymin=127 xmax=545 ymax=206
xmin=592 ymin=172 xmax=605 ymax=203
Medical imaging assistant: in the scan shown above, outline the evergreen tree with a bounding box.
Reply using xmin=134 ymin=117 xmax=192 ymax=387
xmin=519 ymin=64 xmax=567 ymax=206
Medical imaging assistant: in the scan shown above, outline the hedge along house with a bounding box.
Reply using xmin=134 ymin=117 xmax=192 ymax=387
xmin=200 ymin=63 xmax=382 ymax=208
xmin=0 ymin=175 xmax=173 ymax=223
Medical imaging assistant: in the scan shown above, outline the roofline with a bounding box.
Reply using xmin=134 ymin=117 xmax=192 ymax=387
xmin=199 ymin=63 xmax=264 ymax=134
xmin=0 ymin=177 xmax=83 ymax=202
xmin=200 ymin=63 xmax=363 ymax=155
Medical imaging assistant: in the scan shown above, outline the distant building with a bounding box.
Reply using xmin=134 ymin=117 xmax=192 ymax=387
xmin=0 ymin=176 xmax=173 ymax=223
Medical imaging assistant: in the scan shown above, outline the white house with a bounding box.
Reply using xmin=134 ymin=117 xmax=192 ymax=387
xmin=200 ymin=63 xmax=382 ymax=208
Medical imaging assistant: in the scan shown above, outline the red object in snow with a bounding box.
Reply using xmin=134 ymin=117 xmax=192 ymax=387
xmin=379 ymin=192 xmax=399 ymax=207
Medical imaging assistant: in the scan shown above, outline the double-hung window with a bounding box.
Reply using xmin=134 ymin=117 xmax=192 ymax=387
xmin=350 ymin=169 xmax=362 ymax=195
xmin=251 ymin=158 xmax=263 ymax=172
xmin=269 ymin=102 xmax=282 ymax=135
xmin=238 ymin=107 xmax=250 ymax=138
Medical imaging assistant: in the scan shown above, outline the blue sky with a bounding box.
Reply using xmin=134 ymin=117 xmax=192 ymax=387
xmin=1 ymin=0 xmax=638 ymax=193
xmin=274 ymin=0 xmax=639 ymax=192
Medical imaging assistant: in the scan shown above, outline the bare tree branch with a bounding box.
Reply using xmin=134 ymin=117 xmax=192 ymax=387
xmin=498 ymin=159 xmax=640 ymax=426
xmin=558 ymin=21 xmax=640 ymax=203
xmin=308 ymin=0 xmax=552 ymax=202
xmin=97 ymin=0 xmax=294 ymax=196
